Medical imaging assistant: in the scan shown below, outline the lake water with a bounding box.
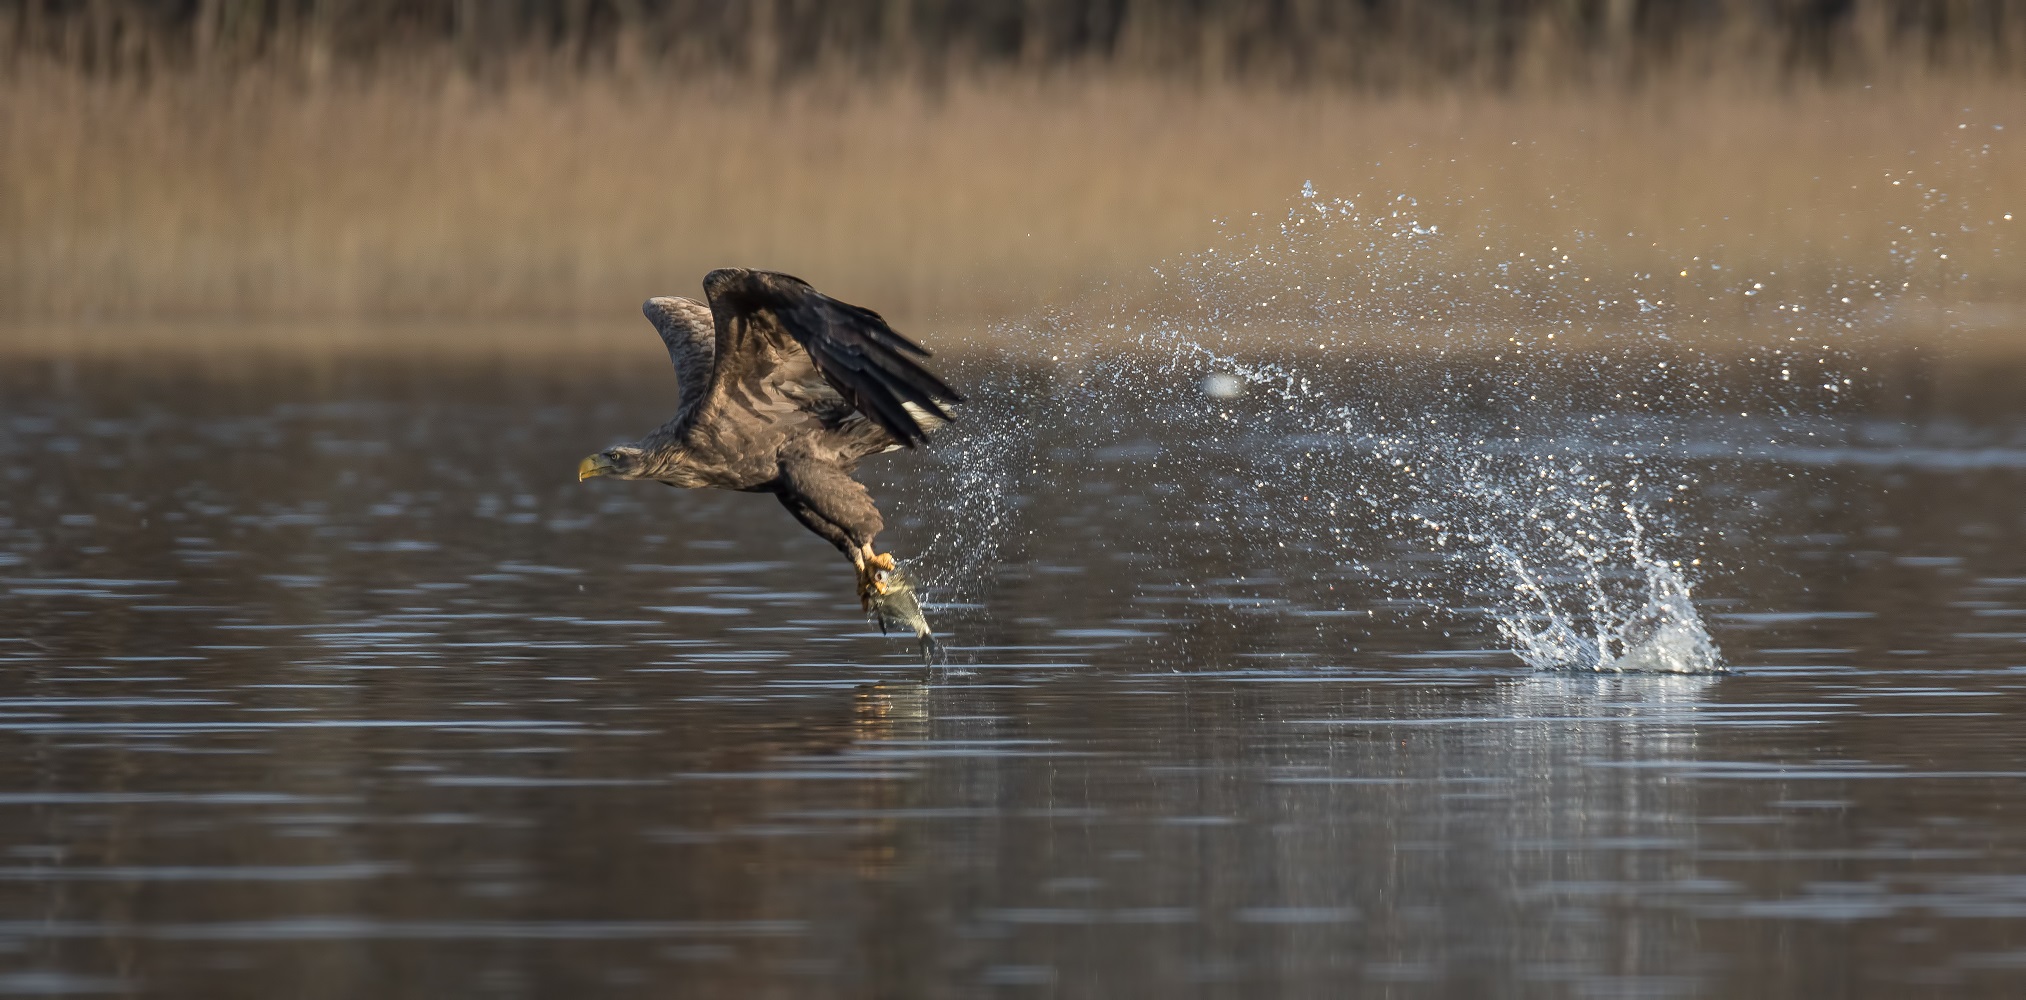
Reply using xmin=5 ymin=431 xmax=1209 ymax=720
xmin=0 ymin=346 xmax=2023 ymax=997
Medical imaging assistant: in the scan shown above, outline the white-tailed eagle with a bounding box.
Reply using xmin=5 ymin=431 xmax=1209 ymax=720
xmin=577 ymin=269 xmax=963 ymax=615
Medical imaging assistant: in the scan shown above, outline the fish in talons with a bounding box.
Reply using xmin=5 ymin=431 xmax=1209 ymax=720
xmin=863 ymin=561 xmax=942 ymax=666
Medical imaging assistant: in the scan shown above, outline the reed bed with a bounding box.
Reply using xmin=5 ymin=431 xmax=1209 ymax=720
xmin=2 ymin=63 xmax=2020 ymax=354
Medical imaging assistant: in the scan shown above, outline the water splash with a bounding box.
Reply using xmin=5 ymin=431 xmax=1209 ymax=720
xmin=1488 ymin=509 xmax=1721 ymax=674
xmin=900 ymin=182 xmax=1907 ymax=673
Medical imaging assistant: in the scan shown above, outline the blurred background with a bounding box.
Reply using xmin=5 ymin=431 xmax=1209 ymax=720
xmin=3 ymin=8 xmax=2026 ymax=996
xmin=1 ymin=0 xmax=2020 ymax=352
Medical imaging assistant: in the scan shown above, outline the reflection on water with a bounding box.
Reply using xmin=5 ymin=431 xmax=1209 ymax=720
xmin=0 ymin=352 xmax=2022 ymax=996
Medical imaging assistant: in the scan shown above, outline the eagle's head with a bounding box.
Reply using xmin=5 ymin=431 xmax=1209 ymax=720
xmin=576 ymin=445 xmax=648 ymax=482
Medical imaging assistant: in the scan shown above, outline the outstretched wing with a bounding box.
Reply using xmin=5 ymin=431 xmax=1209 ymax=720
xmin=700 ymin=268 xmax=964 ymax=448
xmin=642 ymin=295 xmax=717 ymax=426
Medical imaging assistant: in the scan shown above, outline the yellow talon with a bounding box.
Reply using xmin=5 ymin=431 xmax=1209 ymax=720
xmin=855 ymin=550 xmax=898 ymax=610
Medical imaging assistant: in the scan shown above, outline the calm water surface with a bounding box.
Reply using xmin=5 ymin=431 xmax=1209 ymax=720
xmin=0 ymin=350 xmax=2023 ymax=998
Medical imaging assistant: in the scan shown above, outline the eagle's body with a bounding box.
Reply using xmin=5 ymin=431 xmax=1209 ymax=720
xmin=578 ymin=269 xmax=962 ymax=610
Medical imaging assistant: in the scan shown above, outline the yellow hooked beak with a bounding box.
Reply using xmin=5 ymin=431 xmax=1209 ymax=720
xmin=577 ymin=453 xmax=616 ymax=482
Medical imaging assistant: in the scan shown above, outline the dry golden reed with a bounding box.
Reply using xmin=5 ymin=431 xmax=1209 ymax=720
xmin=2 ymin=64 xmax=2021 ymax=354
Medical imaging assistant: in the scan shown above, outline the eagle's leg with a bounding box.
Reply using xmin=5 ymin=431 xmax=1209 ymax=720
xmin=774 ymin=457 xmax=893 ymax=608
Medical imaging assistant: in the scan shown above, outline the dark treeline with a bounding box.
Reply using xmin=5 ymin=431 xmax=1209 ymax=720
xmin=4 ymin=0 xmax=2023 ymax=85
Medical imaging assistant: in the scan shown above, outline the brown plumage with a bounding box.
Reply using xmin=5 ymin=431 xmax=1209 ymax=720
xmin=577 ymin=268 xmax=963 ymax=611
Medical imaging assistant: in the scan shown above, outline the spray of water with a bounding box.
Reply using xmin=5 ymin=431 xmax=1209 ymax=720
xmin=1486 ymin=506 xmax=1720 ymax=673
xmin=894 ymin=171 xmax=1965 ymax=672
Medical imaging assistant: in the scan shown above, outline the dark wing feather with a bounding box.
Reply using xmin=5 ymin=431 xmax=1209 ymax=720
xmin=700 ymin=268 xmax=964 ymax=448
xmin=642 ymin=296 xmax=717 ymax=428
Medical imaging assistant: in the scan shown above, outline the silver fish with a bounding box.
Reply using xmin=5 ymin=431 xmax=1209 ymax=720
xmin=866 ymin=565 xmax=941 ymax=665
